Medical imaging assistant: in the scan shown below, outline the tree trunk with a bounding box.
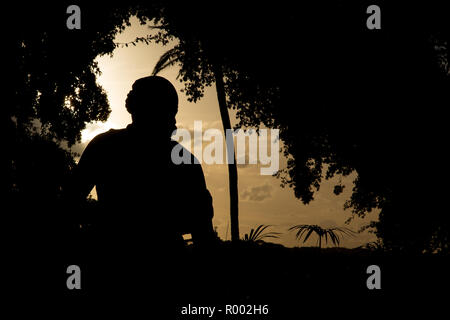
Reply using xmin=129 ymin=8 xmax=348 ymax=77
xmin=214 ymin=64 xmax=239 ymax=242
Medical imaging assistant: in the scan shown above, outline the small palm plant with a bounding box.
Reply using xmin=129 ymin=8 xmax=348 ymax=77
xmin=289 ymin=224 xmax=355 ymax=248
xmin=242 ymin=225 xmax=281 ymax=244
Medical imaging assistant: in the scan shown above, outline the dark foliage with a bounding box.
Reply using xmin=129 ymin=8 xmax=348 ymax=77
xmin=133 ymin=1 xmax=449 ymax=253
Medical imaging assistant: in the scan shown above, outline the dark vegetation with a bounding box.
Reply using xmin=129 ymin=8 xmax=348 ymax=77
xmin=5 ymin=1 xmax=450 ymax=315
xmin=7 ymin=0 xmax=449 ymax=252
xmin=51 ymin=235 xmax=450 ymax=317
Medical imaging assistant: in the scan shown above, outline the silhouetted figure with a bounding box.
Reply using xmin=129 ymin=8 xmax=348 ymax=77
xmin=68 ymin=76 xmax=215 ymax=267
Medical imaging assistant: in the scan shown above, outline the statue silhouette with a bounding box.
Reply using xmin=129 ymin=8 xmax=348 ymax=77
xmin=68 ymin=76 xmax=215 ymax=262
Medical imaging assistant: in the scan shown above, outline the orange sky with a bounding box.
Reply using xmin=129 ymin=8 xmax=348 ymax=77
xmin=79 ymin=17 xmax=378 ymax=248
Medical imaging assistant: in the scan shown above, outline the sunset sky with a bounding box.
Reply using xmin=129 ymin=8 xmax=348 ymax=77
xmin=78 ymin=17 xmax=378 ymax=248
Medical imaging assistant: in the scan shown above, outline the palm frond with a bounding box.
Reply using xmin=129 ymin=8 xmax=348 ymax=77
xmin=242 ymin=224 xmax=281 ymax=243
xmin=303 ymin=227 xmax=316 ymax=243
xmin=289 ymin=224 xmax=356 ymax=248
xmin=152 ymin=46 xmax=182 ymax=76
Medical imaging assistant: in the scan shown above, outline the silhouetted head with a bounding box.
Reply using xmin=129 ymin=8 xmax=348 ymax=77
xmin=125 ymin=76 xmax=178 ymax=136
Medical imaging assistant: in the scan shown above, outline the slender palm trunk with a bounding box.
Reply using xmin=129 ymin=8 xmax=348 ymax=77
xmin=214 ymin=64 xmax=239 ymax=241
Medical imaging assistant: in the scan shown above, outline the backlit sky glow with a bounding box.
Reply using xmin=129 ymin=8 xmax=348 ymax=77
xmin=79 ymin=17 xmax=378 ymax=248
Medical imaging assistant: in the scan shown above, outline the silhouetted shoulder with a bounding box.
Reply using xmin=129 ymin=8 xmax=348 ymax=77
xmin=77 ymin=128 xmax=129 ymax=173
xmin=88 ymin=128 xmax=128 ymax=146
xmin=82 ymin=128 xmax=128 ymax=157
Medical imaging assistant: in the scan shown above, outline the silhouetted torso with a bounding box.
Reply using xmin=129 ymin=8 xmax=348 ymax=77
xmin=73 ymin=124 xmax=213 ymax=253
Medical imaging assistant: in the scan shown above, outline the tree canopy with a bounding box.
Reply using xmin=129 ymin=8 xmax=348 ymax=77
xmin=133 ymin=1 xmax=449 ymax=253
xmin=5 ymin=2 xmax=136 ymax=234
xmin=5 ymin=1 xmax=449 ymax=253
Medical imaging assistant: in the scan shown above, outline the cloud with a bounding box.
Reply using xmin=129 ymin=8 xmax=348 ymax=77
xmin=241 ymin=184 xmax=273 ymax=202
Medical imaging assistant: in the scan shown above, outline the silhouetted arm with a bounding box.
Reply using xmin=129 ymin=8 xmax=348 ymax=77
xmin=169 ymin=141 xmax=216 ymax=247
xmin=64 ymin=136 xmax=101 ymax=219
xmin=188 ymin=163 xmax=216 ymax=248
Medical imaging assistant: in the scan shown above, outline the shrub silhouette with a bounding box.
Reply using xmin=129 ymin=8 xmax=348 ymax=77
xmin=242 ymin=225 xmax=281 ymax=244
xmin=289 ymin=224 xmax=355 ymax=248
